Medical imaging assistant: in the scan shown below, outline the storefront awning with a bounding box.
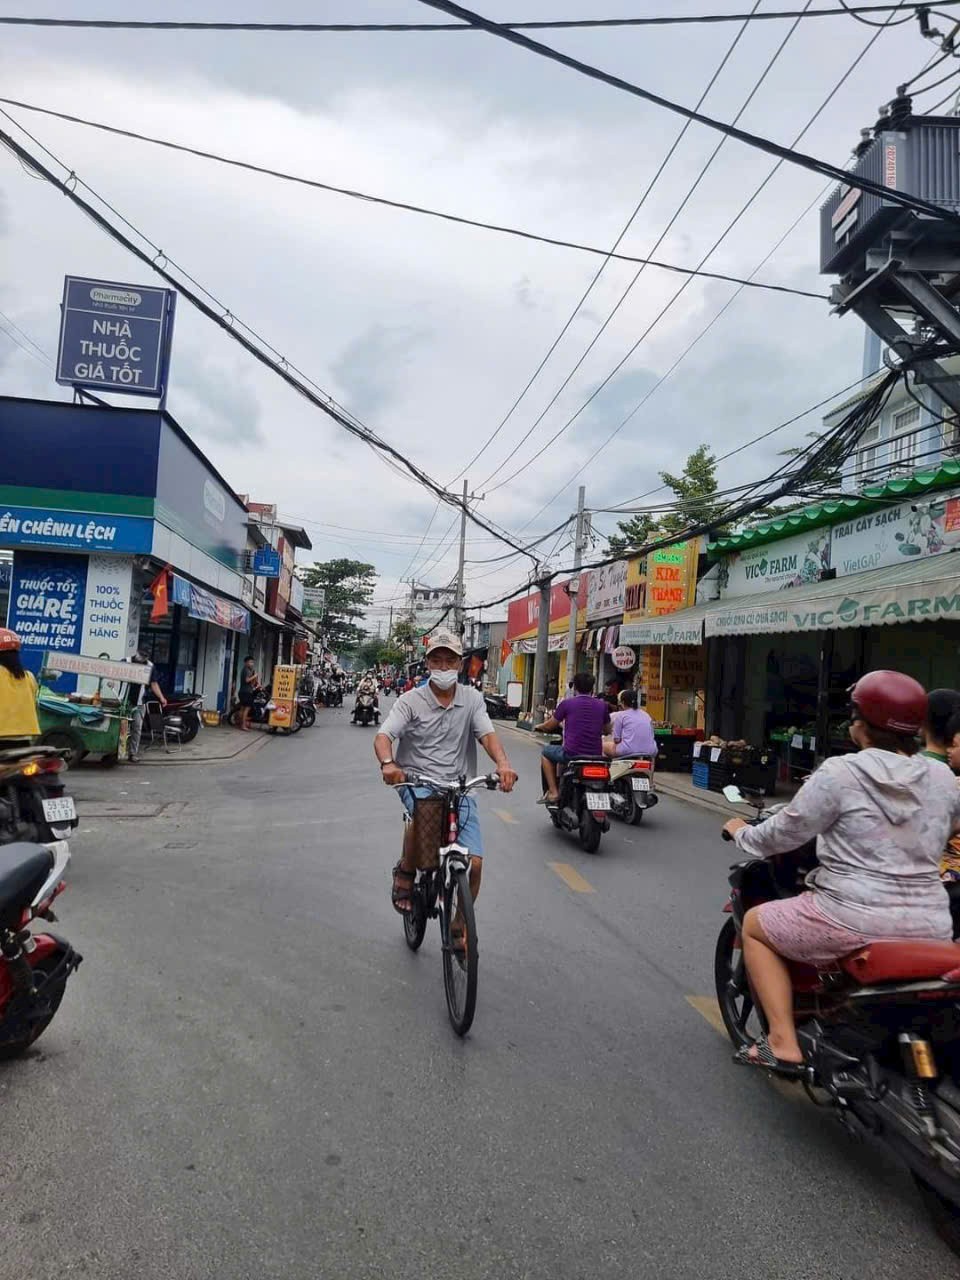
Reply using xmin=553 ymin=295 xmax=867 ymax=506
xmin=248 ymin=604 xmax=285 ymax=629
xmin=703 ymin=553 xmax=960 ymax=637
xmin=623 ymin=552 xmax=960 ymax=643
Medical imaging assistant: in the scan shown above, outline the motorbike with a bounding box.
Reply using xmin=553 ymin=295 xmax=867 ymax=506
xmin=163 ymin=693 xmax=203 ymax=743
xmin=0 ymin=838 xmax=82 ymax=1057
xmin=539 ymin=748 xmax=613 ymax=853
xmin=228 ymin=686 xmax=272 ymax=728
xmin=608 ymin=754 xmax=658 ymax=825
xmin=483 ymin=692 xmax=516 ymax=721
xmin=717 ymin=783 xmax=960 ymax=1255
xmin=352 ymin=692 xmax=379 ymax=727
xmin=296 ymin=695 xmax=316 ymax=729
xmin=0 ymin=745 xmax=79 ymax=847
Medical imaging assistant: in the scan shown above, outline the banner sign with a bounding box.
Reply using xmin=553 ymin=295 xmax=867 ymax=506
xmin=620 ymin=616 xmax=704 ymax=646
xmin=269 ymin=664 xmax=298 ymax=728
xmin=704 ymin=567 xmax=960 ymax=636
xmin=646 ymin=543 xmax=698 ymax=614
xmin=0 ymin=505 xmax=152 ymax=554
xmin=44 ymin=651 xmax=152 ymax=685
xmin=511 ymin=633 xmax=568 ymax=655
xmin=56 ymin=276 xmax=175 ymax=397
xmin=717 ymin=528 xmax=831 ymax=598
xmin=171 ymin=575 xmax=249 ymax=633
xmin=587 ymin=559 xmax=627 ymax=621
xmin=302 ymin=587 xmax=325 ymax=619
xmin=252 ymin=547 xmax=281 ymax=577
xmin=830 ymin=488 xmax=960 ymax=576
xmin=289 ymin=576 xmax=304 ymax=614
xmin=7 ymin=551 xmax=87 ymax=683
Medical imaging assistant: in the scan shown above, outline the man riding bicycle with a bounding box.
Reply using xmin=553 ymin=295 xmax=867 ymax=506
xmin=374 ymin=629 xmax=518 ymax=924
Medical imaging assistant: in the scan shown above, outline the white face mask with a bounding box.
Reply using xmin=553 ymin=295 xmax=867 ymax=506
xmin=429 ymin=668 xmax=459 ymax=691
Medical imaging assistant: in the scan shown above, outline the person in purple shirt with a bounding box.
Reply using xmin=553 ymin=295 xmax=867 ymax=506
xmin=534 ymin=672 xmax=611 ymax=804
xmin=603 ymin=688 xmax=658 ymax=759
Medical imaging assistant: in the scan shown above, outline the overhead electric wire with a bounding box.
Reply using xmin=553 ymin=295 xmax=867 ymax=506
xmin=446 ymin=0 xmax=766 ymax=486
xmin=0 ymin=307 xmax=52 ymax=367
xmin=0 ymin=116 xmax=540 ymax=565
xmin=0 ymin=5 xmax=953 ymax=31
xmin=415 ymin=1 xmax=960 ymax=229
xmin=903 ymin=61 xmax=960 ymax=94
xmin=487 ymin=14 xmax=891 ymax=505
xmin=836 ymin=0 xmax=920 ymax=20
xmin=511 ymin=11 xmax=901 ymax=530
xmin=476 ymin=0 xmax=815 ymax=494
xmin=0 ymin=99 xmax=826 ymax=303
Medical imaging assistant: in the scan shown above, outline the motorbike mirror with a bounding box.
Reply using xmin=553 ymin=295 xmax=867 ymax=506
xmin=722 ymin=784 xmax=746 ymax=805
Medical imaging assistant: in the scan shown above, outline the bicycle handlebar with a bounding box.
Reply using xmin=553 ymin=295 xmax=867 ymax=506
xmin=390 ymin=771 xmax=502 ymax=794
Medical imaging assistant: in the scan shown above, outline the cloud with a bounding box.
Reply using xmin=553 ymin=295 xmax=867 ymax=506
xmin=330 ymin=322 xmax=431 ymax=420
xmin=167 ymin=350 xmax=264 ymax=448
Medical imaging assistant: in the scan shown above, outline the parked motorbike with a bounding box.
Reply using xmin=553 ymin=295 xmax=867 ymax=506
xmin=483 ymin=692 xmax=516 ymax=721
xmin=0 ymin=745 xmax=78 ymax=847
xmin=0 ymin=839 xmax=82 ymax=1057
xmin=717 ymin=784 xmax=960 ymax=1255
xmin=228 ymin=686 xmax=272 ymax=728
xmin=163 ymin=693 xmax=203 ymax=743
xmin=539 ymin=751 xmax=612 ymax=853
xmin=296 ymin=695 xmax=316 ymax=729
xmin=352 ymin=693 xmax=379 ymax=727
xmin=608 ymin=755 xmax=658 ymax=825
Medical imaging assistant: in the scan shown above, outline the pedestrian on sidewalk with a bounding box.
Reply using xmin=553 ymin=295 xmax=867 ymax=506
xmin=127 ymin=649 xmax=166 ymax=763
xmin=237 ymin=655 xmax=260 ymax=731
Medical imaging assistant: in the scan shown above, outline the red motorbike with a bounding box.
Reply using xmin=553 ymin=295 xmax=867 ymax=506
xmin=0 ymin=840 xmax=81 ymax=1057
xmin=716 ymin=785 xmax=960 ymax=1255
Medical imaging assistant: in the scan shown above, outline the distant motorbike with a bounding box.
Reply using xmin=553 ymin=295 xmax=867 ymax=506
xmin=0 ymin=745 xmax=78 ymax=847
xmin=164 ymin=693 xmax=203 ymax=743
xmin=539 ymin=750 xmax=612 ymax=854
xmin=352 ymin=692 xmax=379 ymax=727
xmin=608 ymin=755 xmax=658 ymax=825
xmin=483 ymin=692 xmax=515 ymax=721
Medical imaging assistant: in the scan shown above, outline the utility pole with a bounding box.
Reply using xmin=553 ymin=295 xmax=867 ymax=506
xmin=530 ymin=572 xmax=552 ymax=722
xmin=388 ymin=604 xmax=393 ymax=638
xmin=564 ymin=486 xmax=587 ymax=693
xmin=454 ymin=478 xmax=469 ymax=637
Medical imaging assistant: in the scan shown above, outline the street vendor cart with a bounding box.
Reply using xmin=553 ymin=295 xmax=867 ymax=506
xmin=36 ymin=652 xmax=153 ymax=766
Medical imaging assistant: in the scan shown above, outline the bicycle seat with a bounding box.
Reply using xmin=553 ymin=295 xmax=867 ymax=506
xmin=837 ymin=939 xmax=960 ymax=984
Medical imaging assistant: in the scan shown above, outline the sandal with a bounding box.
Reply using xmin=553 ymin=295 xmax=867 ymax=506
xmin=391 ymin=861 xmax=415 ymax=915
xmin=733 ymin=1033 xmax=806 ymax=1079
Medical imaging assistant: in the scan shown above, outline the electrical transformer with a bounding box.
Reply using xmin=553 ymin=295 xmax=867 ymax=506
xmin=820 ymin=111 xmax=960 ymax=277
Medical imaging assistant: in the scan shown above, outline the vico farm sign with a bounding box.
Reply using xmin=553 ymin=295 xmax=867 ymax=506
xmin=705 ymin=578 xmax=960 ymax=637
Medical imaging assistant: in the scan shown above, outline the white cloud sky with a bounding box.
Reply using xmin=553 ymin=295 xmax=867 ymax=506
xmin=0 ymin=0 xmax=943 ymax=624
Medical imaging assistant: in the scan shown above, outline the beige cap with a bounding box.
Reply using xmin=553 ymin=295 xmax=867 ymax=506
xmin=425 ymin=629 xmax=463 ymax=657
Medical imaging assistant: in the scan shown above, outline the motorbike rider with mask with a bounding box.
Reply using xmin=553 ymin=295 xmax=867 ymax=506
xmin=352 ymin=671 xmax=380 ymax=724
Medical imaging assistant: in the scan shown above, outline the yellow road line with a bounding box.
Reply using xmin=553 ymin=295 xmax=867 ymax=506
xmin=493 ymin=809 xmax=519 ymax=824
xmin=548 ymin=861 xmax=596 ymax=894
xmin=686 ymin=995 xmax=805 ymax=1104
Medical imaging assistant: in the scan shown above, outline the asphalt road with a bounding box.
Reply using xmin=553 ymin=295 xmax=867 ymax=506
xmin=2 ymin=704 xmax=958 ymax=1279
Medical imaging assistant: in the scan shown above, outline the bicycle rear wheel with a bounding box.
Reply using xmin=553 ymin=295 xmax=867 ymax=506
xmin=442 ymin=868 xmax=478 ymax=1036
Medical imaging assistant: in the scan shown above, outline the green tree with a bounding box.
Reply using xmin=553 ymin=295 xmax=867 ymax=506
xmin=300 ymin=558 xmax=377 ymax=651
xmin=608 ymin=444 xmax=722 ymax=553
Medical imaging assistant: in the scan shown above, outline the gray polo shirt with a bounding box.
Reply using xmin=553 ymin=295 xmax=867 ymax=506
xmin=381 ymin=682 xmax=495 ymax=779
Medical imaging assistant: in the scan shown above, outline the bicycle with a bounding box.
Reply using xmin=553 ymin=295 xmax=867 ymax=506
xmin=392 ymin=772 xmax=501 ymax=1036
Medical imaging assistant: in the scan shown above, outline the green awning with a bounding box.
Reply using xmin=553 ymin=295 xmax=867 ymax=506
xmin=708 ymin=459 xmax=960 ymax=557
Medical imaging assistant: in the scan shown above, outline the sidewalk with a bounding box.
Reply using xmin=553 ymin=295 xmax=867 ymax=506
xmin=130 ymin=723 xmax=274 ymax=767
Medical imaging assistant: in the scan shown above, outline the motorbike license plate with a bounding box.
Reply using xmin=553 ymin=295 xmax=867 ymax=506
xmin=631 ymin=777 xmax=650 ymax=792
xmin=42 ymin=796 xmax=76 ymax=823
xmin=587 ymin=792 xmax=611 ymax=811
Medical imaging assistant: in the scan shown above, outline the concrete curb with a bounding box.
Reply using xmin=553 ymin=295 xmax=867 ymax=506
xmin=132 ymin=729 xmax=275 ymax=767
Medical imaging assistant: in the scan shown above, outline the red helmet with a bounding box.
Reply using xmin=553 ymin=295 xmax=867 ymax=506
xmin=849 ymin=670 xmax=927 ymax=735
xmin=0 ymin=628 xmax=21 ymax=652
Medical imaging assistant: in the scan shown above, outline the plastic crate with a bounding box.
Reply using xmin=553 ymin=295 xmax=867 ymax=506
xmin=692 ymin=761 xmax=711 ymax=789
xmin=707 ymin=763 xmax=734 ymax=792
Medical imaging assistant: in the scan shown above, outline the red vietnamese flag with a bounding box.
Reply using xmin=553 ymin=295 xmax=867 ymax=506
xmin=149 ymin=565 xmax=171 ymax=622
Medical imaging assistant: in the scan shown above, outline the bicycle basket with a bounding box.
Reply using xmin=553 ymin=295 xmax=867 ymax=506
xmin=409 ymin=795 xmax=446 ymax=869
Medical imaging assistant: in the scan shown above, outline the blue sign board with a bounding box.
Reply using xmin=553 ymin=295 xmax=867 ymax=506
xmin=0 ymin=505 xmax=153 ymax=554
xmin=7 ymin=551 xmax=88 ymax=687
xmin=56 ymin=276 xmax=175 ymax=397
xmin=252 ymin=547 xmax=281 ymax=578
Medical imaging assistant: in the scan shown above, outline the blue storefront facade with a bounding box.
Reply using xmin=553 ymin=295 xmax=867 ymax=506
xmin=0 ymin=395 xmax=256 ymax=707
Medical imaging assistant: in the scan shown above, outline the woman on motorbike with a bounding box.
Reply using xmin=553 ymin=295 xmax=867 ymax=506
xmin=723 ymin=670 xmax=960 ymax=1075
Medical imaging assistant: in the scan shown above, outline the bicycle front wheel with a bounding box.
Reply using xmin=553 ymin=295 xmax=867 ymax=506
xmin=442 ymin=868 xmax=478 ymax=1037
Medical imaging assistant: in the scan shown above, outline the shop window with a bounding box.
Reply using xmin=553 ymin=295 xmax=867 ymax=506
xmin=855 ymin=422 xmax=881 ymax=486
xmin=890 ymin=404 xmax=921 ymax=474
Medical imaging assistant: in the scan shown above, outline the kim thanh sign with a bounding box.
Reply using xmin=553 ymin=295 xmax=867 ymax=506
xmin=56 ymin=276 xmax=176 ymax=398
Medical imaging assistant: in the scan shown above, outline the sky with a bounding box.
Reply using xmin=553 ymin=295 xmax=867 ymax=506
xmin=0 ymin=0 xmax=951 ymax=628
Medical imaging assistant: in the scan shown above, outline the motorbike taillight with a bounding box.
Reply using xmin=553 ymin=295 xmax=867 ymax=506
xmin=631 ymin=760 xmax=652 ymax=771
xmin=40 ymin=757 xmax=64 ymax=774
xmin=581 ymin=764 xmax=609 ymax=780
